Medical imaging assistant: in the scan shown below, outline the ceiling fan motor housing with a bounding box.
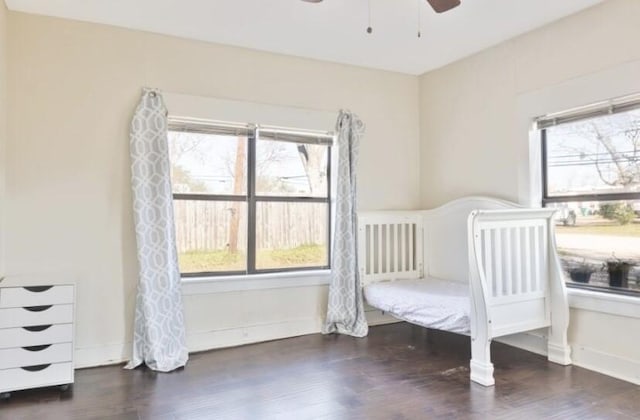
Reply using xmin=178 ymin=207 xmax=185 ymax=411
xmin=427 ymin=0 xmax=462 ymax=13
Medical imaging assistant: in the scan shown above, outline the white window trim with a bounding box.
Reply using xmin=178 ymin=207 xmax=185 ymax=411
xmin=165 ymin=92 xmax=339 ymax=290
xmin=516 ymin=58 xmax=640 ymax=306
xmin=568 ymin=288 xmax=640 ymax=319
xmin=182 ymin=269 xmax=331 ymax=295
xmin=517 ymin=58 xmax=640 ymax=207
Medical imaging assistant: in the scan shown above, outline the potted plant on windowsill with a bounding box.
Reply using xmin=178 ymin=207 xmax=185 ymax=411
xmin=568 ymin=260 xmax=597 ymax=283
xmin=603 ymin=256 xmax=634 ymax=288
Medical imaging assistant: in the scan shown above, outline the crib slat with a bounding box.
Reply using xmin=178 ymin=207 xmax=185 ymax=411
xmin=514 ymin=227 xmax=522 ymax=295
xmin=369 ymin=224 xmax=376 ymax=275
xmin=495 ymin=228 xmax=503 ymax=297
xmin=364 ymin=225 xmax=369 ymax=275
xmin=389 ymin=224 xmax=398 ymax=273
xmin=376 ymin=225 xmax=381 ymax=274
xmin=504 ymin=228 xmax=512 ymax=296
xmin=409 ymin=224 xmax=414 ymax=271
xmin=378 ymin=225 xmax=384 ymax=274
xmin=533 ymin=225 xmax=540 ymax=292
xmin=384 ymin=223 xmax=391 ymax=273
xmin=524 ymin=226 xmax=531 ymax=293
xmin=540 ymin=225 xmax=548 ymax=293
xmin=483 ymin=229 xmax=494 ymax=297
xmin=398 ymin=223 xmax=404 ymax=272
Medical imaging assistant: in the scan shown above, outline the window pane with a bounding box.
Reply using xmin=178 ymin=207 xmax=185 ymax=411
xmin=168 ymin=130 xmax=247 ymax=195
xmin=549 ymin=200 xmax=639 ymax=292
xmin=545 ymin=108 xmax=640 ymax=197
xmin=256 ymin=139 xmax=328 ymax=197
xmin=256 ymin=202 xmax=328 ymax=270
xmin=174 ymin=200 xmax=247 ymax=273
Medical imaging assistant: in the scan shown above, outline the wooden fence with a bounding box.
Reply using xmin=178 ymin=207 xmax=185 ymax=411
xmin=173 ymin=200 xmax=327 ymax=253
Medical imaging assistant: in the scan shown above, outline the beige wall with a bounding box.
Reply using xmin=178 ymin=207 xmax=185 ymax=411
xmin=419 ymin=0 xmax=640 ymax=384
xmin=420 ymin=0 xmax=640 ymax=206
xmin=0 ymin=2 xmax=7 ymax=276
xmin=6 ymin=12 xmax=418 ymax=366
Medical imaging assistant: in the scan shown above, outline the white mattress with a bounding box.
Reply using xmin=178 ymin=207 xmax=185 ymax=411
xmin=364 ymin=277 xmax=471 ymax=335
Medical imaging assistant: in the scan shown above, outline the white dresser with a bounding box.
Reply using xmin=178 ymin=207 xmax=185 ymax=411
xmin=0 ymin=283 xmax=75 ymax=398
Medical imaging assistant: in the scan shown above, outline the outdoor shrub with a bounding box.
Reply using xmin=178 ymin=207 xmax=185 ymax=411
xmin=614 ymin=204 xmax=636 ymax=225
xmin=599 ymin=203 xmax=622 ymax=220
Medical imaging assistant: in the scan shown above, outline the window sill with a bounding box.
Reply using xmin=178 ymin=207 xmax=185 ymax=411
xmin=568 ymin=287 xmax=640 ymax=319
xmin=181 ymin=269 xmax=331 ymax=295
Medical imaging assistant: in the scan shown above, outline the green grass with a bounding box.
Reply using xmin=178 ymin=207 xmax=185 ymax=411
xmin=178 ymin=249 xmax=246 ymax=273
xmin=257 ymin=244 xmax=326 ymax=269
xmin=179 ymin=244 xmax=326 ymax=273
xmin=556 ymin=221 xmax=640 ymax=237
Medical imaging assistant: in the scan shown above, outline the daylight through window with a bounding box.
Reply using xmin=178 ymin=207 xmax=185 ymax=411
xmin=539 ymin=98 xmax=640 ymax=295
xmin=168 ymin=119 xmax=333 ymax=276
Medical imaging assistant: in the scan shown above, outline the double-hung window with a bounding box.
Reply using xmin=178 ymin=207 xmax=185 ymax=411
xmin=538 ymin=96 xmax=640 ymax=295
xmin=167 ymin=118 xmax=333 ymax=276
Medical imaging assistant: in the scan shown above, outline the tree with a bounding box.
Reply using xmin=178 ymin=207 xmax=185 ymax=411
xmin=296 ymin=144 xmax=328 ymax=195
xmin=588 ymin=120 xmax=640 ymax=189
xmin=171 ymin=165 xmax=208 ymax=193
xmin=228 ymin=138 xmax=246 ymax=254
xmin=552 ymin=113 xmax=640 ymax=190
xmin=223 ymin=138 xmax=329 ymax=255
xmin=168 ymin=131 xmax=208 ymax=193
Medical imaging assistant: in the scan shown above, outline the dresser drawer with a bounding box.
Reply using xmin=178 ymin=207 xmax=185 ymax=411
xmin=0 ymin=343 xmax=73 ymax=370
xmin=0 ymin=286 xmax=74 ymax=309
xmin=0 ymin=362 xmax=73 ymax=393
xmin=0 ymin=305 xmax=73 ymax=329
xmin=0 ymin=324 xmax=73 ymax=349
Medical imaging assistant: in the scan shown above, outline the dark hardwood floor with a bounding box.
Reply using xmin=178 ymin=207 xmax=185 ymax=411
xmin=1 ymin=323 xmax=638 ymax=419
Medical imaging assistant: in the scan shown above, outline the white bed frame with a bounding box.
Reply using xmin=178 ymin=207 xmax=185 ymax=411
xmin=357 ymin=196 xmax=571 ymax=386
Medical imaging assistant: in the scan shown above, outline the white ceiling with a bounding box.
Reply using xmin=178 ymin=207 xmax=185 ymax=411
xmin=5 ymin=0 xmax=603 ymax=75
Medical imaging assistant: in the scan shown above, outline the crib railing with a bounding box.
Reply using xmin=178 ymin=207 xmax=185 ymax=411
xmin=468 ymin=208 xmax=559 ymax=336
xmin=357 ymin=212 xmax=423 ymax=286
xmin=477 ymin=220 xmax=548 ymax=300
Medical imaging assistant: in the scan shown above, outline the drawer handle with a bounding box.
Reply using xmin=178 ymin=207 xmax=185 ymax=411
xmin=24 ymin=305 xmax=53 ymax=312
xmin=22 ymin=344 xmax=52 ymax=352
xmin=21 ymin=364 xmax=51 ymax=372
xmin=24 ymin=286 xmax=54 ymax=293
xmin=23 ymin=325 xmax=52 ymax=332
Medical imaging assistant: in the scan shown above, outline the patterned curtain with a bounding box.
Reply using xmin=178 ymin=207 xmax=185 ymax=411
xmin=322 ymin=110 xmax=368 ymax=338
xmin=125 ymin=88 xmax=188 ymax=372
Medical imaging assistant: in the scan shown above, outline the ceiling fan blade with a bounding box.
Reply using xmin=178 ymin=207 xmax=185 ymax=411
xmin=426 ymin=0 xmax=461 ymax=13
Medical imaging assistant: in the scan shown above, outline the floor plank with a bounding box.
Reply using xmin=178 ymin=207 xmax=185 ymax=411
xmin=1 ymin=323 xmax=638 ymax=419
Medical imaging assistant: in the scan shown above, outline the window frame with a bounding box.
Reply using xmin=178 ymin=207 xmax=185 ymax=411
xmin=539 ymin=109 xmax=640 ymax=297
xmin=169 ymin=121 xmax=333 ymax=278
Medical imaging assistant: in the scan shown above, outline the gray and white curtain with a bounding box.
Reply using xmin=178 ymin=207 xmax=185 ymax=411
xmin=125 ymin=88 xmax=188 ymax=372
xmin=323 ymin=110 xmax=368 ymax=338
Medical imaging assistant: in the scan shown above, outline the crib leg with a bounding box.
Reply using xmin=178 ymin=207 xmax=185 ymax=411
xmin=470 ymin=335 xmax=495 ymax=387
xmin=547 ymin=328 xmax=572 ymax=366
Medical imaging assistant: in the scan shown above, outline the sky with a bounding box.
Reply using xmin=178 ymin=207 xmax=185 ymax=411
xmin=168 ymin=131 xmax=327 ymax=195
xmin=545 ymin=108 xmax=640 ymax=197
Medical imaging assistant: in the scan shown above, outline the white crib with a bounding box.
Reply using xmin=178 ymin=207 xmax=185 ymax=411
xmin=358 ymin=196 xmax=571 ymax=386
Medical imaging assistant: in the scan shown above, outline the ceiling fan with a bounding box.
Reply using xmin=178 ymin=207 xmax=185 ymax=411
xmin=301 ymin=0 xmax=461 ymax=14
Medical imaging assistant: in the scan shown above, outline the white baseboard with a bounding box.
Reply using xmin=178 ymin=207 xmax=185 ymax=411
xmin=74 ymin=317 xmax=323 ymax=368
xmin=572 ymin=346 xmax=640 ymax=386
xmin=186 ymin=317 xmax=322 ymax=353
xmin=74 ymin=313 xmax=396 ymax=369
xmin=496 ymin=330 xmax=547 ymax=357
xmin=496 ymin=331 xmax=640 ymax=386
xmin=75 ymin=342 xmax=130 ymax=369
